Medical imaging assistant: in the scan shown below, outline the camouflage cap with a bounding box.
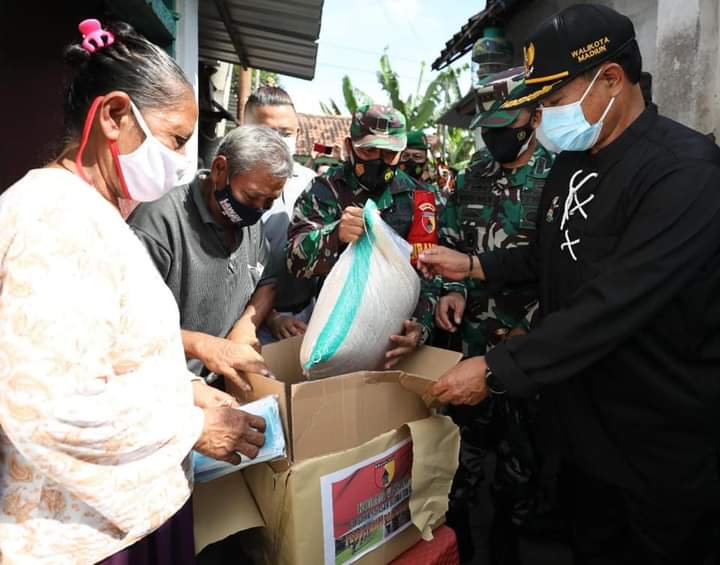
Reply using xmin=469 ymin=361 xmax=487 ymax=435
xmin=406 ymin=130 xmax=429 ymax=150
xmin=470 ymin=66 xmax=530 ymax=129
xmin=350 ymin=104 xmax=407 ymax=151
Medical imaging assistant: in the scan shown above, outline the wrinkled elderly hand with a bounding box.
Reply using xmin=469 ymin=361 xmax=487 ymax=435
xmin=429 ymin=356 xmax=489 ymax=406
xmin=384 ymin=320 xmax=423 ymax=369
xmin=194 ymin=407 xmax=266 ymax=464
xmin=196 ymin=335 xmax=270 ymax=392
xmin=192 ymin=380 xmax=239 ymax=409
xmin=436 ymin=292 xmax=466 ymax=333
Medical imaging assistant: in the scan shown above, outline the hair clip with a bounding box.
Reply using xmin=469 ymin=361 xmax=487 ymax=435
xmin=79 ymin=19 xmax=115 ymax=53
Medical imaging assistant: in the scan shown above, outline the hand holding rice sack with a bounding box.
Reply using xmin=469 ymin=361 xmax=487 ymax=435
xmin=300 ymin=201 xmax=421 ymax=379
xmin=287 ymin=105 xmax=445 ymax=374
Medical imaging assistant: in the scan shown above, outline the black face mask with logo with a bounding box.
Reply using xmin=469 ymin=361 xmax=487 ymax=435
xmin=401 ymin=159 xmax=425 ymax=180
xmin=351 ymin=149 xmax=397 ymax=194
xmin=481 ymin=123 xmax=535 ymax=164
xmin=214 ymin=185 xmax=264 ymax=227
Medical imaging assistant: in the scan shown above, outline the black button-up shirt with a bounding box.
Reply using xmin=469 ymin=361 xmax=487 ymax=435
xmin=482 ymin=105 xmax=720 ymax=493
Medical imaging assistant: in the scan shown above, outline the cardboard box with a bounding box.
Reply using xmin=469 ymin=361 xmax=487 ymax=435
xmin=193 ymin=471 xmax=263 ymax=552
xmin=194 ymin=336 xmax=462 ymax=564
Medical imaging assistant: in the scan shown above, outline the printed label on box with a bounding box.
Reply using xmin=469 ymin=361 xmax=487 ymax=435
xmin=320 ymin=439 xmax=413 ymax=565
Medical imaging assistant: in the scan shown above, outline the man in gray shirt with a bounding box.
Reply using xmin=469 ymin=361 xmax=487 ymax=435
xmin=244 ymin=86 xmax=318 ymax=343
xmin=129 ymin=126 xmax=293 ymax=390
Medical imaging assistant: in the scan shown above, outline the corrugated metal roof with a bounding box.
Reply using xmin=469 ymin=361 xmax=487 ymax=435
xmin=199 ymin=0 xmax=324 ymax=80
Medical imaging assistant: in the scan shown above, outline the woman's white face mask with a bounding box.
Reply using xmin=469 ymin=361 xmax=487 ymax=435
xmin=282 ymin=135 xmax=297 ymax=157
xmin=117 ymin=101 xmax=197 ymax=201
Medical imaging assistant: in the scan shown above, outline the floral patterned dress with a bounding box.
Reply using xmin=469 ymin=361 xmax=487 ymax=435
xmin=0 ymin=169 xmax=204 ymax=564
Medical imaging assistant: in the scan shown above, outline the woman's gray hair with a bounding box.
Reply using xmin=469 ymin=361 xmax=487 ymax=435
xmin=216 ymin=125 xmax=294 ymax=179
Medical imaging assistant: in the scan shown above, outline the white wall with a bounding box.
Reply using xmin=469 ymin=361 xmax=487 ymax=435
xmin=655 ymin=0 xmax=720 ymax=136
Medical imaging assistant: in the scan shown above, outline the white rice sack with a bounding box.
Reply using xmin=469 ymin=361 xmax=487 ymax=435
xmin=301 ymin=200 xmax=421 ymax=380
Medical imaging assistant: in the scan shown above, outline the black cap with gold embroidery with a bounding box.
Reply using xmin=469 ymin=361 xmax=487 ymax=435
xmin=501 ymin=3 xmax=636 ymax=110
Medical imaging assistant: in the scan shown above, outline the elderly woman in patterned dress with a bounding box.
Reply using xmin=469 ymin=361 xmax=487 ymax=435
xmin=0 ymin=20 xmax=266 ymax=564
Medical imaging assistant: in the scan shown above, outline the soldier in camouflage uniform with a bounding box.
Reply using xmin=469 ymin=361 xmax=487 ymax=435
xmin=438 ymin=68 xmax=560 ymax=565
xmin=439 ymin=67 xmax=554 ymax=351
xmin=399 ymin=130 xmax=433 ymax=185
xmin=440 ymin=143 xmax=552 ymax=355
xmin=287 ymin=105 xmax=442 ymax=364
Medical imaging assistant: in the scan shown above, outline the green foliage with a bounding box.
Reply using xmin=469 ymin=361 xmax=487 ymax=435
xmin=342 ymin=75 xmax=373 ymax=114
xmin=377 ymin=53 xmax=406 ymax=117
xmin=445 ymin=127 xmax=475 ymax=169
xmin=321 ymin=77 xmax=372 ymax=115
xmin=375 ymin=52 xmax=467 ymax=132
xmin=319 ymin=99 xmax=343 ymax=115
xmin=258 ymin=69 xmax=281 ymax=88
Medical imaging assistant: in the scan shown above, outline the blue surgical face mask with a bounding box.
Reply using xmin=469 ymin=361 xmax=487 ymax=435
xmin=537 ymin=67 xmax=615 ymax=153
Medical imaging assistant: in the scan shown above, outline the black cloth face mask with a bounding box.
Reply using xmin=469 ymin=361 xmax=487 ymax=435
xmin=401 ymin=159 xmax=425 ymax=180
xmin=351 ymin=149 xmax=397 ymax=193
xmin=481 ymin=123 xmax=535 ymax=164
xmin=214 ymin=185 xmax=264 ymax=227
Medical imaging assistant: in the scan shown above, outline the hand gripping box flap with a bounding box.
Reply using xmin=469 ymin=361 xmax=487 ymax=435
xmin=243 ymin=414 xmax=460 ymax=565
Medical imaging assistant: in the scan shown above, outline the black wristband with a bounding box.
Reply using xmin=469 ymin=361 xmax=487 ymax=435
xmin=467 ymin=253 xmax=474 ymax=275
xmin=485 ymin=368 xmax=507 ymax=395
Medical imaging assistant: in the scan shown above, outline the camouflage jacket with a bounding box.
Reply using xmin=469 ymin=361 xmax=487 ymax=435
xmin=440 ymin=143 xmax=554 ymax=348
xmin=287 ymin=162 xmax=442 ymax=340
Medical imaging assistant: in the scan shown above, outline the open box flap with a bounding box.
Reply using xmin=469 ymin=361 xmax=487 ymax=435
xmin=262 ymin=335 xmax=305 ymax=382
xmin=288 ymin=345 xmax=462 ymax=461
xmin=230 ymin=338 xmax=462 ymax=463
xmin=394 ymin=345 xmax=463 ymax=408
xmin=289 ymin=370 xmax=428 ymax=461
xmin=193 ymin=471 xmax=264 ymax=553
xmin=406 ymin=414 xmax=460 ymax=540
xmin=393 ymin=344 xmax=463 ymax=379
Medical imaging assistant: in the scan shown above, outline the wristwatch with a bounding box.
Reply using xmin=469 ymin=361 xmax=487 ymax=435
xmin=485 ymin=367 xmax=506 ymax=395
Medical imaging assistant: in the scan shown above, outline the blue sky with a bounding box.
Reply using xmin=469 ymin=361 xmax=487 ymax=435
xmin=282 ymin=0 xmax=487 ymax=115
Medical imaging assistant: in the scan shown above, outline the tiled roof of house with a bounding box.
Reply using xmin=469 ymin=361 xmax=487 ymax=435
xmin=297 ymin=113 xmax=352 ymax=155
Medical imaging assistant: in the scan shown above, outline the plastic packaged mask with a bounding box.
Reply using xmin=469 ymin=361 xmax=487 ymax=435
xmin=193 ymin=395 xmax=286 ymax=482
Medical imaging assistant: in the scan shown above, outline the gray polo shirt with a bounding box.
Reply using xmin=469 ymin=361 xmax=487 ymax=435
xmin=128 ymin=170 xmax=274 ymax=375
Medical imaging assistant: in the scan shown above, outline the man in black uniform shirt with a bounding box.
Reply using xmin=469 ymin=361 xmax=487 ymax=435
xmin=419 ymin=4 xmax=720 ymax=564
